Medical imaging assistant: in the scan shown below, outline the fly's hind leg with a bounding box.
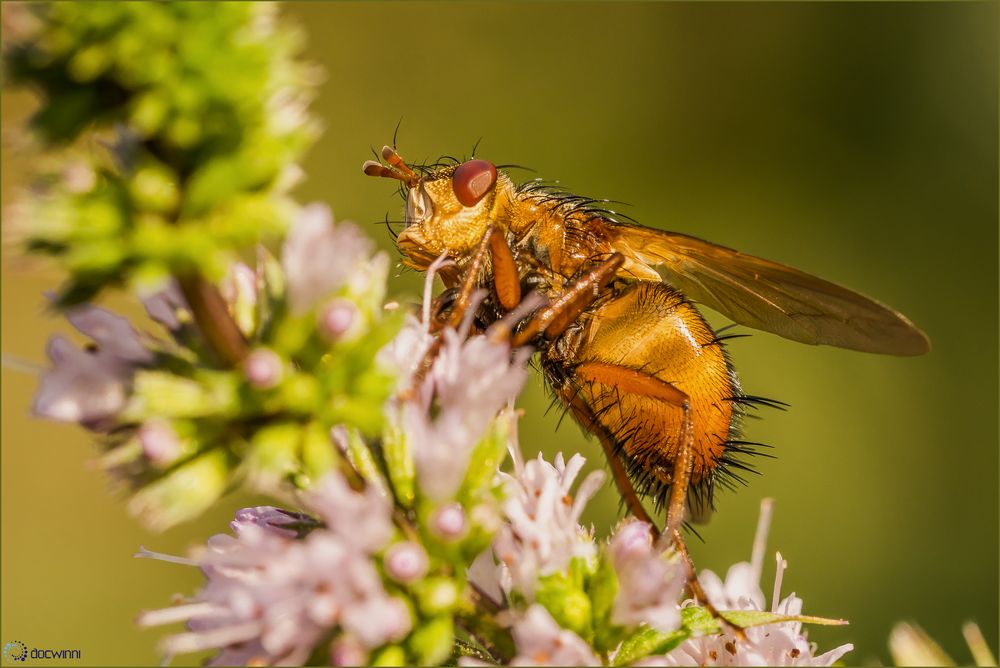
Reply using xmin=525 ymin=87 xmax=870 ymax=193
xmin=570 ymin=361 xmax=745 ymax=639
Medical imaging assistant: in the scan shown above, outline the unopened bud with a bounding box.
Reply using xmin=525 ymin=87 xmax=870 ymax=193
xmin=319 ymin=299 xmax=357 ymax=341
xmin=431 ymin=503 xmax=467 ymax=540
xmin=138 ymin=419 xmax=182 ymax=466
xmin=384 ymin=541 xmax=429 ymax=583
xmin=244 ymin=348 xmax=283 ymax=389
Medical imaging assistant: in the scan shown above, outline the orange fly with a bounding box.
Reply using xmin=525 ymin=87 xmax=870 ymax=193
xmin=363 ymin=145 xmax=929 ymax=552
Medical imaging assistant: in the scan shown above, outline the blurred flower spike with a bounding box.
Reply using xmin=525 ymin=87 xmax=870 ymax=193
xmin=32 ymin=204 xmax=400 ymax=530
xmin=4 ymin=2 xmax=319 ymax=304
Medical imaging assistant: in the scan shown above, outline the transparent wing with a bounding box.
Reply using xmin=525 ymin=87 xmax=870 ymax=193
xmin=610 ymin=225 xmax=930 ymax=355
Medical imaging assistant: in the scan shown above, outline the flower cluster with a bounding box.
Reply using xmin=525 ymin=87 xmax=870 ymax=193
xmin=135 ymin=269 xmax=537 ymax=665
xmin=32 ymin=204 xmax=399 ymax=529
xmin=138 ymin=474 xmax=409 ymax=666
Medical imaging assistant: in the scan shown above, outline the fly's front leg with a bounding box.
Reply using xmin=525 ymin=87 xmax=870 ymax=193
xmin=437 ymin=225 xmax=522 ymax=331
xmin=412 ymin=226 xmax=526 ymax=392
xmin=439 ymin=226 xmax=494 ymax=331
xmin=508 ymin=253 xmax=625 ymax=347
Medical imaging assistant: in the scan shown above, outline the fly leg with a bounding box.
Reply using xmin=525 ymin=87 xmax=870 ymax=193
xmin=493 ymin=253 xmax=654 ymax=528
xmin=433 ymin=225 xmax=522 ymax=330
xmin=412 ymin=226 xmax=526 ymax=392
xmin=507 ymin=253 xmax=625 ymax=347
xmin=570 ymin=362 xmax=745 ymax=639
xmin=558 ymin=390 xmax=658 ymax=528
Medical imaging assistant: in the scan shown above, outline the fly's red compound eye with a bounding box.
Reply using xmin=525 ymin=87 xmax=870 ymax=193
xmin=452 ymin=159 xmax=498 ymax=207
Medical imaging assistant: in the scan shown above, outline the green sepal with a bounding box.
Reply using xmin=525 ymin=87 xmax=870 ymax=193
xmin=413 ymin=577 xmax=460 ymax=616
xmin=124 ymin=369 xmax=241 ymax=420
xmin=589 ymin=554 xmax=624 ymax=652
xmin=370 ymin=644 xmax=406 ymax=667
xmin=247 ymin=421 xmax=301 ymax=481
xmin=536 ymin=571 xmax=593 ymax=641
xmin=458 ymin=411 xmax=512 ymax=504
xmin=126 ymin=448 xmax=231 ymax=531
xmin=408 ymin=615 xmax=455 ymax=666
xmin=300 ymin=420 xmax=337 ymax=483
xmin=382 ymin=419 xmax=415 ymax=507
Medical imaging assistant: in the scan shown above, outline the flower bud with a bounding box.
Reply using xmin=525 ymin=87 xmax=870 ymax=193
xmin=610 ymin=520 xmax=653 ymax=564
xmin=431 ymin=503 xmax=467 ymax=541
xmin=319 ymin=299 xmax=357 ymax=341
xmin=138 ymin=419 xmax=182 ymax=466
xmin=385 ymin=541 xmax=429 ymax=583
xmin=330 ymin=635 xmax=368 ymax=667
xmin=244 ymin=348 xmax=283 ymax=389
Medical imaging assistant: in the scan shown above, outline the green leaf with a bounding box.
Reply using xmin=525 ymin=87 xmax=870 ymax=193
xmin=682 ymin=606 xmax=848 ymax=636
xmin=612 ymin=607 xmax=848 ymax=665
xmin=613 ymin=625 xmax=690 ymax=666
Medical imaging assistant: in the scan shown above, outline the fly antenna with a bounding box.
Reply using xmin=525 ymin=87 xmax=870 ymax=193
xmin=362 ymin=144 xmax=419 ymax=187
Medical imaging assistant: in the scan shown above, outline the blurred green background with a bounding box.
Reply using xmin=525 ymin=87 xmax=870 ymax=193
xmin=2 ymin=2 xmax=996 ymax=665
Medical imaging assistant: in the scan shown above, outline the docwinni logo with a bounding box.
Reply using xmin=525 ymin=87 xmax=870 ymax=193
xmin=3 ymin=640 xmax=81 ymax=662
xmin=3 ymin=641 xmax=27 ymax=663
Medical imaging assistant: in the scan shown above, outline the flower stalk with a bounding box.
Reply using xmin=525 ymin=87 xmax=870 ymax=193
xmin=176 ymin=273 xmax=248 ymax=366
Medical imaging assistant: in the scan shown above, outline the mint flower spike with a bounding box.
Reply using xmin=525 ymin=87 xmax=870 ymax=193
xmin=5 ymin=3 xmax=320 ymax=304
xmin=137 ymin=471 xmax=409 ymax=667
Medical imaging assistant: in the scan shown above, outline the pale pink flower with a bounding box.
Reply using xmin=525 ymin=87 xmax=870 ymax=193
xmin=142 ymin=282 xmax=187 ymax=331
xmin=230 ymin=506 xmax=315 ymax=539
xmin=402 ymin=329 xmax=529 ymax=501
xmin=609 ymin=520 xmax=685 ymax=633
xmin=282 ymin=203 xmax=374 ymax=314
xmin=138 ymin=472 xmax=408 ymax=666
xmin=377 ymin=311 xmax=434 ymax=390
xmin=305 ymin=469 xmax=394 ymax=552
xmin=33 ymin=304 xmax=154 ymax=427
xmin=33 ymin=335 xmax=132 ymax=426
xmin=507 ymin=605 xmax=600 ymax=666
xmin=64 ymin=303 xmax=154 ymax=364
xmin=490 ymin=448 xmax=605 ymax=598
